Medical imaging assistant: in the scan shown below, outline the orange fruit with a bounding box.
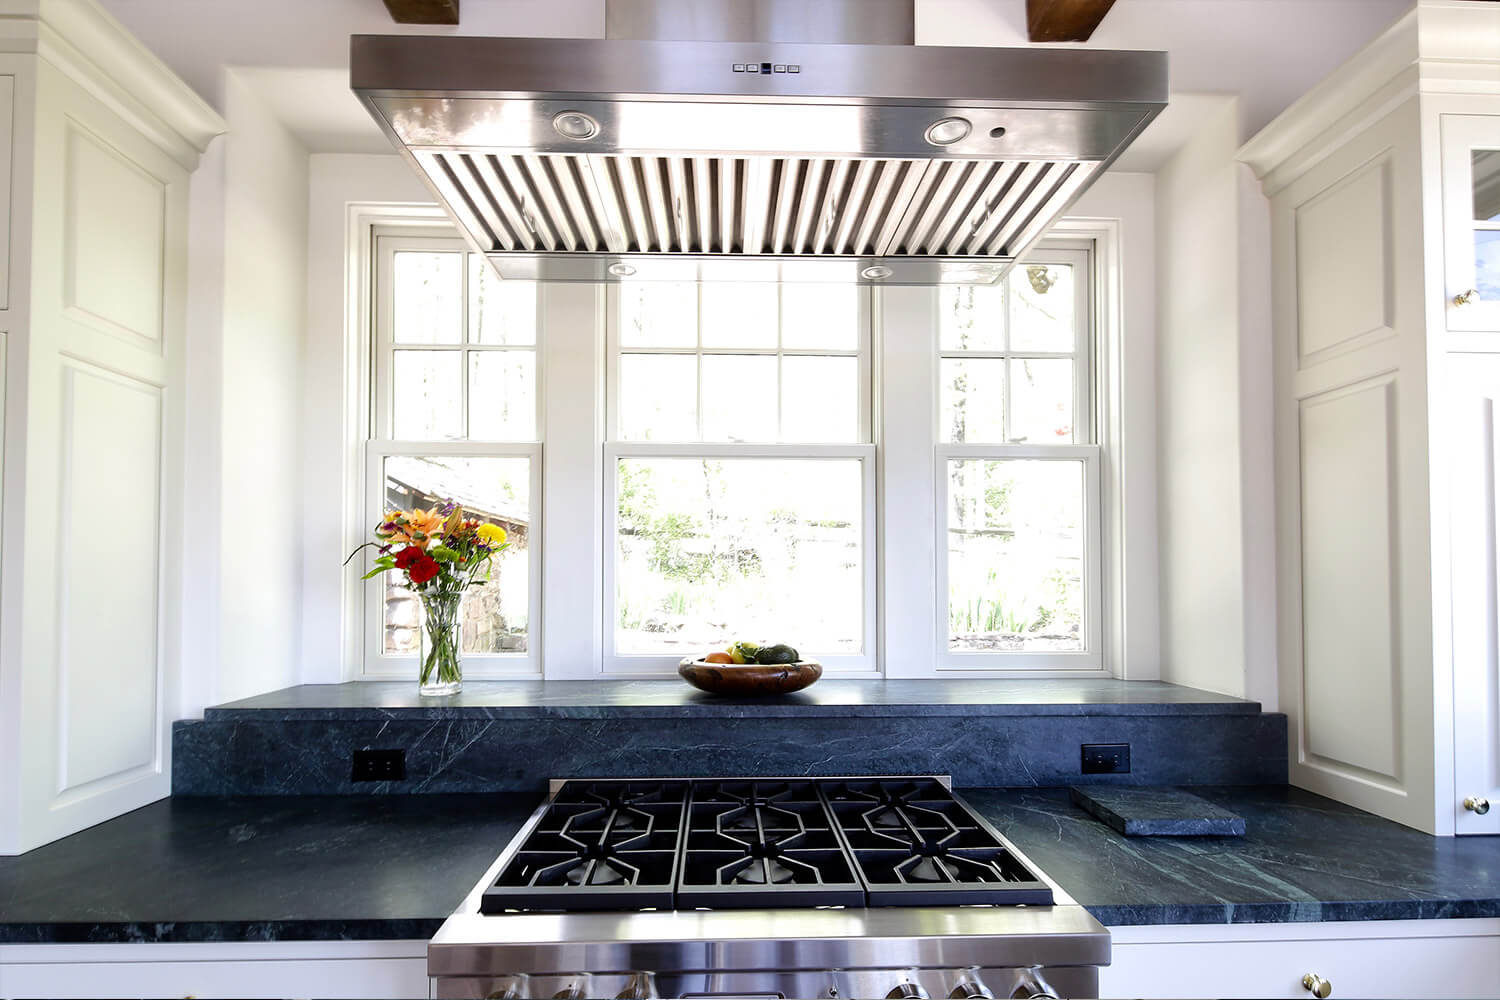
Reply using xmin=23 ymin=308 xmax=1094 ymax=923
xmin=703 ymin=651 xmax=734 ymax=664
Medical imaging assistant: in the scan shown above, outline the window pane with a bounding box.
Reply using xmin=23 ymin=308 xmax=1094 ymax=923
xmin=619 ymin=353 xmax=698 ymax=440
xmin=393 ymin=251 xmax=462 ymax=345
xmin=702 ymin=354 xmax=778 ymax=442
xmin=1474 ymin=149 xmax=1500 ymax=222
xmin=393 ymin=350 xmax=462 ymax=440
xmin=616 ymin=457 xmax=864 ymax=655
xmin=1009 ymin=358 xmax=1075 ymax=444
xmin=1009 ymin=263 xmax=1075 ymax=352
xmin=782 ymin=355 xmax=858 ymax=443
xmin=782 ymin=284 xmax=858 ymax=349
xmin=1477 ymin=229 xmax=1500 ymax=303
xmin=620 ymin=282 xmax=697 ymax=347
xmin=382 ymin=455 xmax=531 ymax=655
xmin=947 ymin=459 xmax=1084 ymax=652
xmin=940 ymin=284 xmax=1006 ymax=352
xmin=701 ymin=283 xmax=778 ymax=348
xmin=940 ymin=358 xmax=1006 ymax=444
xmin=469 ymin=257 xmax=536 ymax=345
xmin=469 ymin=352 xmax=536 ymax=440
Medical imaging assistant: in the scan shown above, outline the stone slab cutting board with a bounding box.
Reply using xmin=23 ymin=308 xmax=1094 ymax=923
xmin=1069 ymin=785 xmax=1246 ymax=836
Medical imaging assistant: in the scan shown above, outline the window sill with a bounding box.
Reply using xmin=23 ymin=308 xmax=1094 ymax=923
xmin=201 ymin=677 xmax=1261 ymax=722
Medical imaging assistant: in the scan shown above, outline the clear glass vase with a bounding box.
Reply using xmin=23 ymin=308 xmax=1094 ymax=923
xmin=418 ymin=589 xmax=463 ymax=696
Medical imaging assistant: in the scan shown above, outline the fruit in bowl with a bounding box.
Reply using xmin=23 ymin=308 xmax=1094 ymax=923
xmin=678 ymin=640 xmax=822 ymax=696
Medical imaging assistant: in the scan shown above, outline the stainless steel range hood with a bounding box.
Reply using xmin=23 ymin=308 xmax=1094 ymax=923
xmin=350 ymin=7 xmax=1165 ymax=284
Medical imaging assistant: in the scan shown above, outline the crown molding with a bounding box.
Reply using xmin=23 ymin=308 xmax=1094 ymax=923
xmin=1238 ymin=0 xmax=1500 ymax=192
xmin=0 ymin=0 xmax=224 ymax=169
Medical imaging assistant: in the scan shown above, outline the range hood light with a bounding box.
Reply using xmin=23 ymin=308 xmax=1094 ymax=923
xmin=925 ymin=117 xmax=971 ymax=146
xmin=608 ymin=262 xmax=637 ymax=277
xmin=860 ymin=265 xmax=893 ymax=280
xmin=552 ymin=110 xmax=600 ymax=140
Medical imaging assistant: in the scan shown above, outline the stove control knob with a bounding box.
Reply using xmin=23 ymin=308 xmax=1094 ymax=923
xmin=949 ymin=970 xmax=995 ymax=999
xmin=552 ymin=982 xmax=589 ymax=1000
xmin=484 ymin=976 xmax=528 ymax=1000
xmin=616 ymin=972 xmax=659 ymax=999
xmin=1010 ymin=968 xmax=1059 ymax=1000
xmin=887 ymin=982 xmax=931 ymax=999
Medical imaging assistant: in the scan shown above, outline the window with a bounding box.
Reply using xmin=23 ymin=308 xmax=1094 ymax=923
xmin=604 ymin=281 xmax=876 ymax=674
xmin=364 ymin=233 xmax=542 ymax=677
xmin=935 ymin=247 xmax=1102 ymax=669
xmin=354 ymin=223 xmax=1106 ymax=679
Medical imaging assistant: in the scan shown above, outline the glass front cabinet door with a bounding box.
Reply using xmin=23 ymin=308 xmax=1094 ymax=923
xmin=1444 ymin=114 xmax=1500 ymax=333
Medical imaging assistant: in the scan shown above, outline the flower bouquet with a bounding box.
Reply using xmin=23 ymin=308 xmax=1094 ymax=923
xmin=346 ymin=501 xmax=508 ymax=695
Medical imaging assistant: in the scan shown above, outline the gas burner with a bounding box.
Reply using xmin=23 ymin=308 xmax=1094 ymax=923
xmin=481 ymin=777 xmax=1053 ymax=914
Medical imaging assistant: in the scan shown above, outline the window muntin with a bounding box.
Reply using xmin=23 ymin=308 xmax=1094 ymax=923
xmin=935 ymin=247 xmax=1101 ymax=669
xmin=604 ymin=282 xmax=875 ymax=674
xmin=366 ymin=232 xmax=541 ymax=678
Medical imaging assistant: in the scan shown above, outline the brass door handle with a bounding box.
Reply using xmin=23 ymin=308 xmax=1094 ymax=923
xmin=1464 ymin=796 xmax=1491 ymax=815
xmin=1454 ymin=288 xmax=1481 ymax=307
xmin=1303 ymin=972 xmax=1332 ymax=998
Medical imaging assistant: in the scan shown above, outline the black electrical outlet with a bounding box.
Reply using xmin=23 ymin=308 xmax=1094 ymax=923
xmin=1081 ymin=743 xmax=1130 ymax=774
xmin=352 ymin=748 xmax=406 ymax=782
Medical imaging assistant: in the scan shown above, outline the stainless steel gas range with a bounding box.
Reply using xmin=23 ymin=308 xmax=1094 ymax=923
xmin=430 ymin=777 xmax=1109 ymax=999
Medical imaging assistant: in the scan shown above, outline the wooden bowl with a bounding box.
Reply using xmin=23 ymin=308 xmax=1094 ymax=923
xmin=677 ymin=657 xmax=823 ymax=696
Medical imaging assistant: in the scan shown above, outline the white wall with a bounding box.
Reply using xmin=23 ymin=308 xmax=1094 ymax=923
xmin=1153 ymin=97 xmax=1276 ymax=702
xmin=300 ymin=155 xmax=437 ymax=682
xmin=180 ymin=71 xmax=310 ymax=713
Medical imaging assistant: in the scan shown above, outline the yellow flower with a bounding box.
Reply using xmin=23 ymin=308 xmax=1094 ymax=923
xmin=477 ymin=523 xmax=508 ymax=546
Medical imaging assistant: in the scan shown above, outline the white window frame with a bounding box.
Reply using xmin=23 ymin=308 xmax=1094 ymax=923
xmin=930 ymin=244 xmax=1103 ymax=671
xmin=600 ymin=283 xmax=878 ymax=676
xmin=360 ymin=229 xmax=544 ymax=679
xmin=933 ymin=444 xmax=1104 ymax=671
xmin=346 ymin=214 xmax=1121 ymax=681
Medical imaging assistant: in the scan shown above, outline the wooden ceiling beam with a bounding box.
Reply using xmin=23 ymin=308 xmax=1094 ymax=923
xmin=383 ymin=0 xmax=459 ymax=25
xmin=1026 ymin=0 xmax=1116 ymax=42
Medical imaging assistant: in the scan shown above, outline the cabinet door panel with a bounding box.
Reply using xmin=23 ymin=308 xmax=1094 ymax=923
xmin=1444 ymin=354 xmax=1500 ymax=834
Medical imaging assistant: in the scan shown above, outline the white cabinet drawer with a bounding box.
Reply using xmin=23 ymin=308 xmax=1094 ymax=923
xmin=0 ymin=940 xmax=429 ymax=1000
xmin=1102 ymin=919 xmax=1500 ymax=1000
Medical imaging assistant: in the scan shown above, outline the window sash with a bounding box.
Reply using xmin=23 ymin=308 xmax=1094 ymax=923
xmin=603 ymin=284 xmax=874 ymax=445
xmin=372 ymin=233 xmax=543 ymax=444
xmin=933 ymin=443 xmax=1104 ymax=672
xmin=601 ymin=440 xmax=879 ymax=677
xmin=361 ymin=439 xmax=543 ymax=678
xmin=938 ymin=246 xmax=1094 ymax=447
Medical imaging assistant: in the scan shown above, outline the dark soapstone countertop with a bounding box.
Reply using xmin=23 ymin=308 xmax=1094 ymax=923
xmin=205 ymin=678 xmax=1262 ymax=721
xmin=971 ymin=786 xmax=1500 ymax=925
xmin=0 ymin=795 xmax=534 ymax=943
xmin=6 ymin=785 xmax=1496 ymax=943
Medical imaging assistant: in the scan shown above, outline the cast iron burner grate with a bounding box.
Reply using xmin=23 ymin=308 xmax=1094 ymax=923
xmin=677 ymin=780 xmax=865 ymax=909
xmin=823 ymin=778 xmax=1053 ymax=906
xmin=482 ymin=780 xmax=686 ymax=912
xmin=480 ymin=777 xmax=1053 ymax=913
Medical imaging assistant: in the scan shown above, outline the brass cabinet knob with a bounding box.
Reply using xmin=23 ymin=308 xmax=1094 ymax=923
xmin=1464 ymin=796 xmax=1491 ymax=815
xmin=1303 ymin=973 xmax=1333 ymax=998
xmin=1455 ymin=288 xmax=1481 ymax=307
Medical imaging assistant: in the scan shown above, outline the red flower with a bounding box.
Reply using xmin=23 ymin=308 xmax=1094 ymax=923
xmin=408 ymin=555 xmax=441 ymax=585
xmin=393 ymin=546 xmax=422 ymax=569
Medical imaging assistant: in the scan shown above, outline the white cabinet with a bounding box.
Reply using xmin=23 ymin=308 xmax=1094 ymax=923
xmin=1239 ymin=0 xmax=1500 ymax=835
xmin=1102 ymin=919 xmax=1500 ymax=1000
xmin=0 ymin=940 xmax=429 ymax=1000
xmin=0 ymin=0 xmax=223 ymax=854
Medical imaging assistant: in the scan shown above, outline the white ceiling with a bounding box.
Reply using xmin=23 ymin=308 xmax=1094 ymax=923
xmin=98 ymin=0 xmax=1412 ymax=168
